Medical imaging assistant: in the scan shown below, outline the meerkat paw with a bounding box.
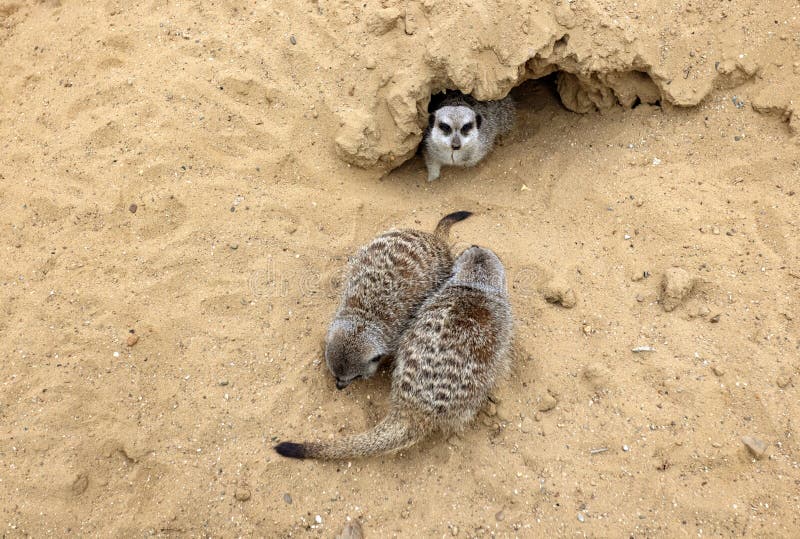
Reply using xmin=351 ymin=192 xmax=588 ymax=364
xmin=426 ymin=166 xmax=441 ymax=182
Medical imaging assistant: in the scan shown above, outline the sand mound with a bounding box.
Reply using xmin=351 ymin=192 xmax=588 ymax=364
xmin=333 ymin=1 xmax=796 ymax=171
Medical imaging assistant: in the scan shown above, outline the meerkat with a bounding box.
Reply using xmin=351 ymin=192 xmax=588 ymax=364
xmin=423 ymin=92 xmax=515 ymax=182
xmin=325 ymin=211 xmax=473 ymax=390
xmin=275 ymin=245 xmax=513 ymax=460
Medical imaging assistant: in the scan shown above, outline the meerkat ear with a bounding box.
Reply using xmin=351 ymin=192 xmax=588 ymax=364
xmin=476 ymin=113 xmax=483 ymax=129
xmin=428 ymin=113 xmax=435 ymax=127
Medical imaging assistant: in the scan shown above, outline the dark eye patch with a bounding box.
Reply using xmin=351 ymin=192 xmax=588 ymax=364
xmin=461 ymin=122 xmax=473 ymax=135
xmin=369 ymin=355 xmax=382 ymax=364
xmin=438 ymin=122 xmax=452 ymax=135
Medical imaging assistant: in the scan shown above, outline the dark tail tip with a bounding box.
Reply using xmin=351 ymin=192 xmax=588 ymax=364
xmin=274 ymin=442 xmax=306 ymax=459
xmin=444 ymin=210 xmax=473 ymax=222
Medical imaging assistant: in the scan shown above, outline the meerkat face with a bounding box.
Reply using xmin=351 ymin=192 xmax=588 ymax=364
xmin=452 ymin=246 xmax=507 ymax=292
xmin=325 ymin=318 xmax=387 ymax=389
xmin=429 ymin=106 xmax=482 ymax=164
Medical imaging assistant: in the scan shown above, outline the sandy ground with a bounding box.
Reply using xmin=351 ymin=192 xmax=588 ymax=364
xmin=1 ymin=0 xmax=799 ymax=537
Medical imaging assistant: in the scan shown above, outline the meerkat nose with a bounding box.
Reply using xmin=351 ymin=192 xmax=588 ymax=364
xmin=451 ymin=141 xmax=461 ymax=150
xmin=336 ymin=379 xmax=350 ymax=390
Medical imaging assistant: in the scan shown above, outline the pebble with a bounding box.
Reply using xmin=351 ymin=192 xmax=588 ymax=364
xmin=741 ymin=436 xmax=768 ymax=459
xmin=234 ymin=488 xmax=251 ymax=501
xmin=710 ymin=313 xmax=721 ymax=323
xmin=218 ymin=380 xmax=229 ymax=386
xmin=283 ymin=493 xmax=292 ymax=504
xmin=336 ymin=521 xmax=363 ymax=539
xmin=314 ymin=515 xmax=323 ymax=524
xmin=537 ymin=392 xmax=557 ymax=412
xmin=520 ymin=417 xmax=534 ymax=433
xmin=229 ymin=243 xmax=238 ymax=250
xmin=450 ymin=525 xmax=459 ymax=536
xmin=632 ymin=346 xmax=655 ymax=353
xmin=126 ymin=333 xmax=139 ymax=347
xmin=495 ymin=510 xmax=505 ymax=522
xmin=712 ymin=365 xmax=725 ymax=376
xmin=289 ymin=35 xmax=297 ymax=45
xmin=541 ymin=279 xmax=577 ymax=308
xmin=776 ymin=369 xmax=792 ymax=389
xmin=577 ymin=512 xmax=585 ymax=523
xmin=660 ymin=267 xmax=695 ymax=312
xmin=623 ymin=444 xmax=630 ymax=452
xmin=128 ymin=203 xmax=138 ymax=213
xmin=71 ymin=473 xmax=89 ymax=495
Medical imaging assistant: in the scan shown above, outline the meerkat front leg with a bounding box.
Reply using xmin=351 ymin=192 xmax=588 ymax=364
xmin=424 ymin=152 xmax=441 ymax=182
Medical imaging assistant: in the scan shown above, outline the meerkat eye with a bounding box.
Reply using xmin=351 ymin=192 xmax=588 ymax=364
xmin=438 ymin=122 xmax=452 ymax=135
xmin=461 ymin=122 xmax=473 ymax=135
xmin=369 ymin=355 xmax=382 ymax=364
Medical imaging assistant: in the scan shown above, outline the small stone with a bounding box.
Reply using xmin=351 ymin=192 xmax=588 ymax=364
xmin=229 ymin=243 xmax=238 ymax=250
xmin=126 ymin=333 xmax=139 ymax=347
xmin=450 ymin=525 xmax=459 ymax=536
xmin=712 ymin=365 xmax=725 ymax=376
xmin=218 ymin=380 xmax=229 ymax=386
xmin=289 ymin=35 xmax=297 ymax=45
xmin=495 ymin=510 xmax=505 ymax=522
xmin=314 ymin=515 xmax=323 ymax=524
xmin=234 ymin=488 xmax=251 ymax=501
xmin=537 ymin=392 xmax=557 ymax=412
xmin=520 ymin=417 xmax=534 ymax=433
xmin=128 ymin=203 xmax=138 ymax=213
xmin=623 ymin=444 xmax=630 ymax=452
xmin=71 ymin=473 xmax=89 ymax=495
xmin=283 ymin=493 xmax=292 ymax=504
xmin=577 ymin=513 xmax=585 ymax=523
xmin=542 ymin=279 xmax=577 ymax=308
xmin=741 ymin=436 xmax=768 ymax=459
xmin=776 ymin=367 xmax=793 ymax=388
xmin=336 ymin=521 xmax=363 ymax=539
xmin=710 ymin=313 xmax=721 ymax=323
xmin=660 ymin=267 xmax=695 ymax=312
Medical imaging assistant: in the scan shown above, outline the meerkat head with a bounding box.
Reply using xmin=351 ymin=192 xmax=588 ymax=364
xmin=325 ymin=317 xmax=388 ymax=389
xmin=429 ymin=106 xmax=482 ymax=162
xmin=451 ymin=246 xmax=507 ymax=293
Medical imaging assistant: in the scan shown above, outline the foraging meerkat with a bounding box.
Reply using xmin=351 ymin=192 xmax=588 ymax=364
xmin=275 ymin=246 xmax=513 ymax=460
xmin=325 ymin=211 xmax=473 ymax=390
xmin=423 ymin=93 xmax=515 ymax=181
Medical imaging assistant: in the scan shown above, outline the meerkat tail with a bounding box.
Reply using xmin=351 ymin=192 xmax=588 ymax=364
xmin=433 ymin=211 xmax=473 ymax=240
xmin=274 ymin=412 xmax=427 ymax=461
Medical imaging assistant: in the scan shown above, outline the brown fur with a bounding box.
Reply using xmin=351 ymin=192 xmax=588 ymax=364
xmin=276 ymin=246 xmax=513 ymax=460
xmin=324 ymin=211 xmax=472 ymax=390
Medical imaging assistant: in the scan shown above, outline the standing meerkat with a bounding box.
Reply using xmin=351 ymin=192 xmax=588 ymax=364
xmin=275 ymin=246 xmax=513 ymax=460
xmin=325 ymin=211 xmax=473 ymax=390
xmin=423 ymin=92 xmax=515 ymax=182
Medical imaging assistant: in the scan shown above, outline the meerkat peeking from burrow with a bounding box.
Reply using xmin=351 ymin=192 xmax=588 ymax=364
xmin=423 ymin=92 xmax=515 ymax=182
xmin=275 ymin=246 xmax=513 ymax=460
xmin=324 ymin=211 xmax=473 ymax=390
